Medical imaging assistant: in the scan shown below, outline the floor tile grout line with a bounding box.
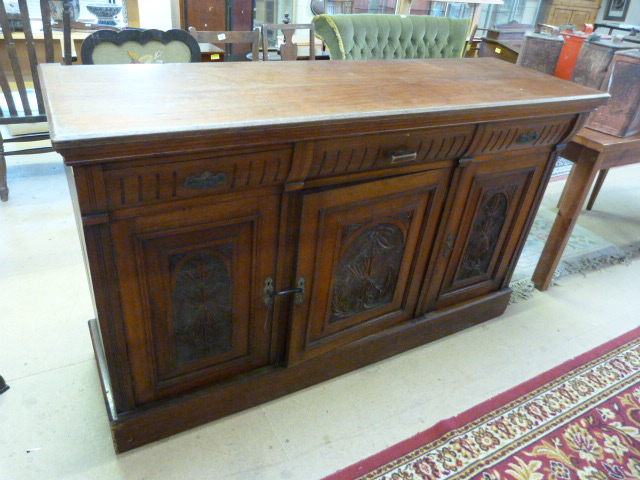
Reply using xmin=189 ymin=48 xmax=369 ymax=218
xmin=5 ymin=357 xmax=97 ymax=383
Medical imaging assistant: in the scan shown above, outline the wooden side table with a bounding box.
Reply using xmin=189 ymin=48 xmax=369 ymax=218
xmin=532 ymin=127 xmax=640 ymax=290
xmin=198 ymin=42 xmax=225 ymax=62
xmin=478 ymin=38 xmax=520 ymax=63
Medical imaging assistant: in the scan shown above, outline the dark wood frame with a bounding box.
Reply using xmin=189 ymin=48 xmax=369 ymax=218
xmin=603 ymin=0 xmax=631 ymax=21
xmin=80 ymin=28 xmax=201 ymax=65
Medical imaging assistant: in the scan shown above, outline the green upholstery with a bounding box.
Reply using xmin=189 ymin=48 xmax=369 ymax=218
xmin=313 ymin=14 xmax=471 ymax=60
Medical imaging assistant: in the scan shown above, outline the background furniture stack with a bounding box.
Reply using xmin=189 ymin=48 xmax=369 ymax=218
xmin=571 ymin=37 xmax=640 ymax=89
xmin=584 ymin=49 xmax=640 ymax=138
xmin=474 ymin=21 xmax=533 ymax=63
xmin=531 ymin=36 xmax=640 ymax=291
xmin=516 ymin=25 xmax=565 ymax=75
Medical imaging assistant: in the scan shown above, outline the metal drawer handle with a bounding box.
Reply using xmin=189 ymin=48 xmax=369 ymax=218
xmin=264 ymin=277 xmax=305 ymax=305
xmin=184 ymin=171 xmax=228 ymax=189
xmin=388 ymin=149 xmax=418 ymax=164
xmin=517 ymin=132 xmax=540 ymax=144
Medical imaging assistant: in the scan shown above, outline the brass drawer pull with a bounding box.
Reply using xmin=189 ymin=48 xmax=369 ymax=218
xmin=184 ymin=171 xmax=227 ymax=189
xmin=517 ymin=132 xmax=540 ymax=144
xmin=388 ymin=149 xmax=418 ymax=164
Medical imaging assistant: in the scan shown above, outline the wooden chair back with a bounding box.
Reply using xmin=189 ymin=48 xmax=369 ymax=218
xmin=0 ymin=0 xmax=73 ymax=202
xmin=261 ymin=23 xmax=315 ymax=61
xmin=0 ymin=38 xmax=63 ymax=83
xmin=188 ymin=27 xmax=260 ymax=61
xmin=0 ymin=0 xmax=71 ymax=118
xmin=81 ymin=29 xmax=201 ymax=65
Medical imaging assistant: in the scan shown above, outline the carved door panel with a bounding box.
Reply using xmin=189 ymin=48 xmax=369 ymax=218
xmin=420 ymin=151 xmax=548 ymax=312
xmin=568 ymin=9 xmax=595 ymax=26
xmin=547 ymin=6 xmax=572 ymax=26
xmin=288 ymin=168 xmax=451 ymax=364
xmin=110 ymin=193 xmax=280 ymax=405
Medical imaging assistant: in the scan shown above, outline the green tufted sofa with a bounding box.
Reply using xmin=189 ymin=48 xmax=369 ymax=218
xmin=312 ymin=14 xmax=471 ymax=60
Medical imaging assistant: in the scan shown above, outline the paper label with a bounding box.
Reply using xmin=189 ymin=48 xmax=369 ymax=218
xmin=218 ymin=33 xmax=226 ymax=41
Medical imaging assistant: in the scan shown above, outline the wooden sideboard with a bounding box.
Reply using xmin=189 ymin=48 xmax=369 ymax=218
xmin=40 ymin=59 xmax=607 ymax=452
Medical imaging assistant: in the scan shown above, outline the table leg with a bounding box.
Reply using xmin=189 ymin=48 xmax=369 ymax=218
xmin=532 ymin=147 xmax=601 ymax=290
xmin=586 ymin=168 xmax=609 ymax=211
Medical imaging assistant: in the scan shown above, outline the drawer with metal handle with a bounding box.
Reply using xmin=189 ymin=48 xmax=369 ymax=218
xmin=467 ymin=115 xmax=577 ymax=156
xmin=309 ymin=124 xmax=475 ymax=180
xmin=104 ymin=147 xmax=293 ymax=209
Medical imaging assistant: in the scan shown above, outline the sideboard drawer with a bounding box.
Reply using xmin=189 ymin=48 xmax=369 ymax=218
xmin=468 ymin=115 xmax=575 ymax=156
xmin=104 ymin=147 xmax=293 ymax=209
xmin=309 ymin=125 xmax=475 ymax=180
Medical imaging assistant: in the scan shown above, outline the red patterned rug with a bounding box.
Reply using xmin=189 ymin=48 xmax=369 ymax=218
xmin=324 ymin=327 xmax=640 ymax=480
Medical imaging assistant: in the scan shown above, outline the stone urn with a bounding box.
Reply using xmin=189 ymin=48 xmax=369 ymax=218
xmin=86 ymin=3 xmax=122 ymax=26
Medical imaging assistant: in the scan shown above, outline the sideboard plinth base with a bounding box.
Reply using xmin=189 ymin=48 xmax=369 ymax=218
xmin=90 ymin=289 xmax=511 ymax=453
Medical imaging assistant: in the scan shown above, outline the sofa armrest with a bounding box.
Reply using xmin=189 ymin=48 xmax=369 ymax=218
xmin=313 ymin=14 xmax=348 ymax=59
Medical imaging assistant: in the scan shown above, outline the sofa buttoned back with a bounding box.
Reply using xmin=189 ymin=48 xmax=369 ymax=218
xmin=313 ymin=14 xmax=471 ymax=60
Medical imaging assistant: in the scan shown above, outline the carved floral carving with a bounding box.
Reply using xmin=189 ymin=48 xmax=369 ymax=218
xmin=457 ymin=192 xmax=509 ymax=280
xmin=169 ymin=247 xmax=233 ymax=365
xmin=331 ymin=220 xmax=407 ymax=322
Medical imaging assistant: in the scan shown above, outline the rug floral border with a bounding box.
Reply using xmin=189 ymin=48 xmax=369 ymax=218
xmin=347 ymin=331 xmax=640 ymax=480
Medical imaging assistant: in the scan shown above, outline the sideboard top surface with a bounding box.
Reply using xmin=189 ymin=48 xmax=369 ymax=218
xmin=40 ymin=58 xmax=607 ymax=151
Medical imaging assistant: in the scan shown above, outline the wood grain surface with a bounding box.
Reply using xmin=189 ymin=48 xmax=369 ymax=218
xmin=40 ymin=59 xmax=607 ymax=146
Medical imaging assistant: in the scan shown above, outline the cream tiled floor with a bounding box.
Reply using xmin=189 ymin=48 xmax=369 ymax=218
xmin=1 ymin=153 xmax=639 ymax=480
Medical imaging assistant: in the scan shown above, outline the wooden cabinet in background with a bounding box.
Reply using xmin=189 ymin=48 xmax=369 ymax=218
xmin=179 ymin=0 xmax=255 ymax=60
xmin=541 ymin=0 xmax=601 ymax=27
xmin=179 ymin=0 xmax=254 ymax=31
xmin=40 ymin=59 xmax=607 ymax=453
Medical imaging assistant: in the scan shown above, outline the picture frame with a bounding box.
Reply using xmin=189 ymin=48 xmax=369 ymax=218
xmin=603 ymin=0 xmax=631 ymax=21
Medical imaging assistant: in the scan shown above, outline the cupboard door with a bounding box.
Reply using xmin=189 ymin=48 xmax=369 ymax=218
xmin=180 ymin=0 xmax=254 ymax=57
xmin=288 ymin=169 xmax=451 ymax=364
xmin=181 ymin=0 xmax=226 ymax=30
xmin=181 ymin=0 xmax=253 ymax=30
xmin=422 ymin=151 xmax=548 ymax=311
xmin=110 ymin=193 xmax=280 ymax=405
